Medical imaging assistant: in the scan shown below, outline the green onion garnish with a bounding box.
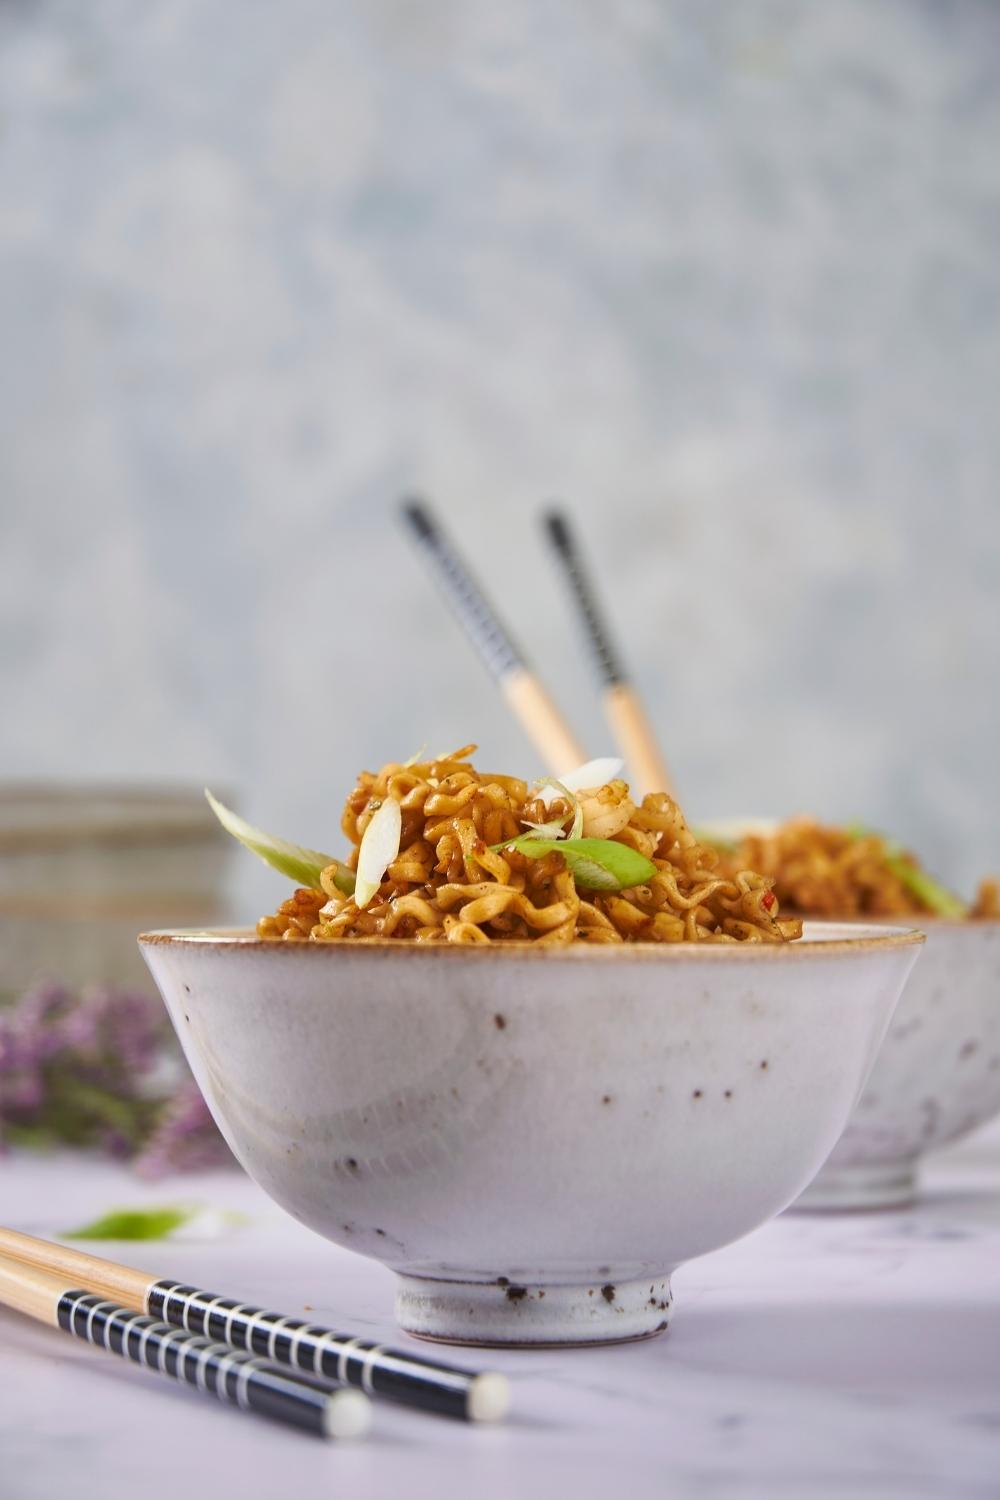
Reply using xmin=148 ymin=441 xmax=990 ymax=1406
xmin=847 ymin=825 xmax=967 ymax=918
xmin=492 ymin=834 xmax=656 ymax=892
xmin=206 ymin=790 xmax=355 ymax=895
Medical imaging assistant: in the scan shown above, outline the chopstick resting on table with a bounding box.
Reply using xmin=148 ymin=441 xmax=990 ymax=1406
xmin=0 ymin=1227 xmax=510 ymax=1424
xmin=0 ymin=1250 xmax=371 ymax=1441
xmin=543 ymin=509 xmax=675 ymax=799
xmin=400 ymin=497 xmax=586 ymax=776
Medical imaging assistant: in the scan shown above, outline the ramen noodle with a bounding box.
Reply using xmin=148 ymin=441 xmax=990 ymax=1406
xmin=713 ymin=818 xmax=998 ymax=921
xmin=254 ymin=748 xmax=802 ymax=946
xmin=971 ymin=879 xmax=1000 ymax=919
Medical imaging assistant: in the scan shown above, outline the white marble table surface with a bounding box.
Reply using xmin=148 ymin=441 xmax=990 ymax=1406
xmin=3 ymin=1123 xmax=999 ymax=1500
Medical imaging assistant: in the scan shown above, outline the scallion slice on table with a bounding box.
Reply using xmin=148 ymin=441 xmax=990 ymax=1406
xmin=63 ymin=1207 xmax=197 ymax=1242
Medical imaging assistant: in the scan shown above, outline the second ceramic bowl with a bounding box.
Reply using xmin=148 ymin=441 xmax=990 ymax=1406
xmin=140 ymin=923 xmax=921 ymax=1346
xmin=794 ymin=919 xmax=1000 ymax=1210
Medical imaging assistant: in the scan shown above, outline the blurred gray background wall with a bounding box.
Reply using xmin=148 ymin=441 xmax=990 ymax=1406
xmin=1 ymin=0 xmax=998 ymax=910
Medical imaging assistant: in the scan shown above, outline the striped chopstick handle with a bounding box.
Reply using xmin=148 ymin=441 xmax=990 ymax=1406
xmin=58 ymin=1291 xmax=367 ymax=1440
xmin=543 ymin=510 xmax=624 ymax=687
xmin=400 ymin=499 xmax=524 ymax=681
xmin=544 ymin=509 xmax=674 ymax=796
xmin=148 ymin=1281 xmax=504 ymax=1421
xmin=401 ymin=498 xmax=585 ymax=775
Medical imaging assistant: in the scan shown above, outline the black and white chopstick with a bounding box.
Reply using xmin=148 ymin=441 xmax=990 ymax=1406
xmin=146 ymin=1281 xmax=508 ymax=1421
xmin=0 ymin=1227 xmax=510 ymax=1424
xmin=0 ymin=1254 xmax=370 ymax=1441
xmin=399 ymin=497 xmax=586 ymax=775
xmin=543 ymin=508 xmax=675 ymax=798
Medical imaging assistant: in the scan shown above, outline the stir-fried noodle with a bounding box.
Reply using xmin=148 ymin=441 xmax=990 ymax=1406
xmin=258 ymin=747 xmax=802 ymax=946
xmin=714 ymin=819 xmax=997 ymax=921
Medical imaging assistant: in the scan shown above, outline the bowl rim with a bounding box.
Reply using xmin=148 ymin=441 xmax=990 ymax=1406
xmin=776 ymin=914 xmax=1000 ymax=931
xmin=138 ymin=921 xmax=926 ymax=962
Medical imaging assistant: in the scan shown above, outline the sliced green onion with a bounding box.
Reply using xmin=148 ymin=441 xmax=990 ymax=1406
xmin=847 ymin=825 xmax=967 ymax=917
xmin=520 ymin=818 xmax=572 ymax=840
xmin=354 ymin=798 xmax=402 ymax=909
xmin=63 ymin=1206 xmax=197 ymax=1242
xmin=493 ymin=833 xmax=656 ymax=892
xmin=206 ymin=790 xmax=355 ymax=895
xmin=526 ymin=777 xmax=584 ymax=840
xmin=549 ymin=756 xmax=624 ymax=793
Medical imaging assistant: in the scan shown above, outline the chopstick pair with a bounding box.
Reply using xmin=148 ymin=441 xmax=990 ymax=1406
xmin=400 ymin=499 xmax=674 ymax=798
xmin=0 ymin=1227 xmax=509 ymax=1440
xmin=0 ymin=1248 xmax=369 ymax=1442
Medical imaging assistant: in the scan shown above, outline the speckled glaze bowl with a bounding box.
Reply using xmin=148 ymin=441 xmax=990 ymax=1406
xmin=139 ymin=923 xmax=921 ymax=1347
xmin=794 ymin=920 xmax=1000 ymax=1211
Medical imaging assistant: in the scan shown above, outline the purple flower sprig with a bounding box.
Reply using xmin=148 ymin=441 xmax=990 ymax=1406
xmin=0 ymin=981 xmax=232 ymax=1176
xmin=135 ymin=1079 xmax=233 ymax=1179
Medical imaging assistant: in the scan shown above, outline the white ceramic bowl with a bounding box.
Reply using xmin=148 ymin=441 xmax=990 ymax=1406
xmin=139 ymin=923 xmax=921 ymax=1347
xmin=795 ymin=920 xmax=1000 ymax=1210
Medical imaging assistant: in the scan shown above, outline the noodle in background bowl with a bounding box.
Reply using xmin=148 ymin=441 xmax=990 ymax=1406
xmin=793 ymin=917 xmax=1000 ymax=1211
xmin=139 ymin=923 xmax=920 ymax=1346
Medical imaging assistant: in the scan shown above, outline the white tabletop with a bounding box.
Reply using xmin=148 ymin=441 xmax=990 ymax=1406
xmin=3 ymin=1124 xmax=999 ymax=1500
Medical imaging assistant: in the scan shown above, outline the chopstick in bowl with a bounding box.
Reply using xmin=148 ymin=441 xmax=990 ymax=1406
xmin=542 ymin=509 xmax=675 ymax=799
xmin=400 ymin=498 xmax=586 ymax=775
xmin=0 ymin=1227 xmax=510 ymax=1424
xmin=0 ymin=1250 xmax=371 ymax=1441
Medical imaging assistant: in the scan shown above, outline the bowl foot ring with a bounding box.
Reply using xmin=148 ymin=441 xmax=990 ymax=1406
xmin=395 ymin=1273 xmax=674 ymax=1347
xmin=792 ymin=1159 xmax=919 ymax=1212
